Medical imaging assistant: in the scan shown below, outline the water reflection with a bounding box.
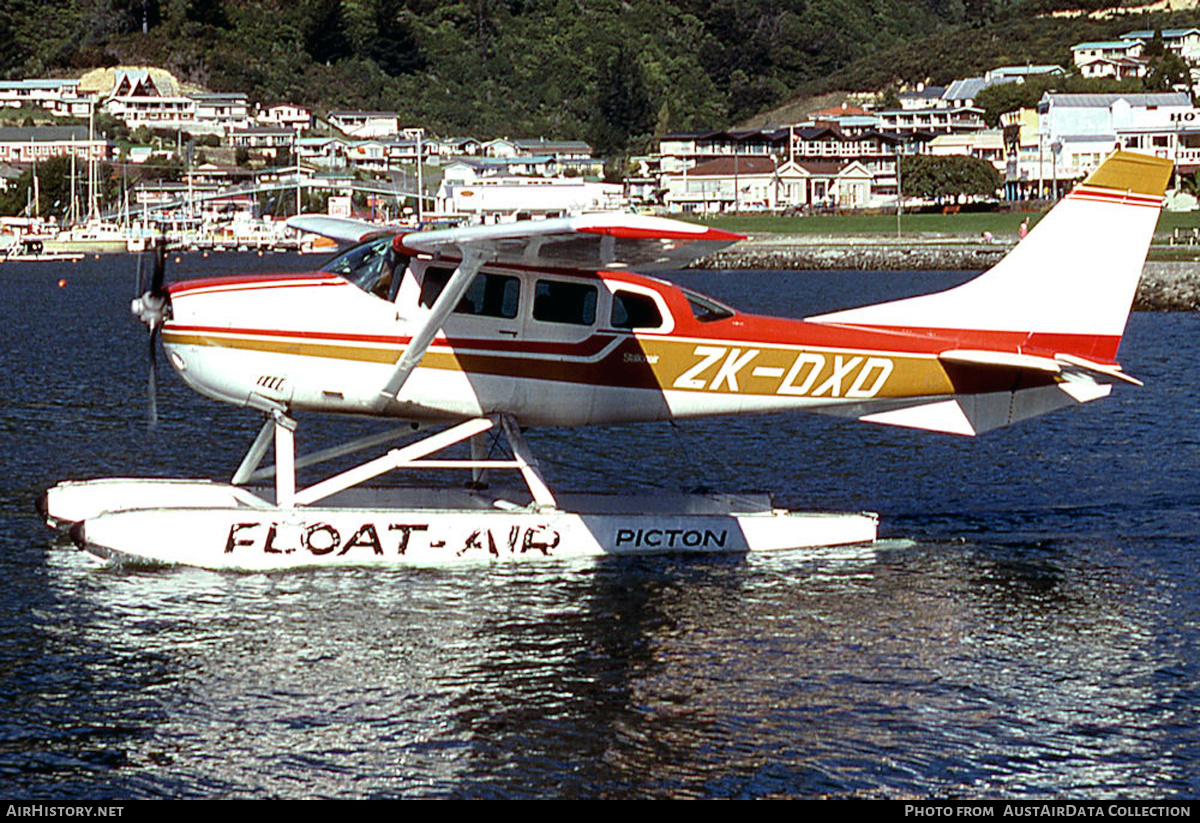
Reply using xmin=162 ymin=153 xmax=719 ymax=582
xmin=29 ymin=529 xmax=1192 ymax=799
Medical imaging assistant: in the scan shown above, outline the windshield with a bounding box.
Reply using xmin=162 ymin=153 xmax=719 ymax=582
xmin=681 ymin=287 xmax=735 ymax=322
xmin=320 ymin=235 xmax=406 ymax=299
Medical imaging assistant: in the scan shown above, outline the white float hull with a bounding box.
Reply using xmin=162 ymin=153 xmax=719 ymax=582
xmin=44 ymin=479 xmax=878 ymax=570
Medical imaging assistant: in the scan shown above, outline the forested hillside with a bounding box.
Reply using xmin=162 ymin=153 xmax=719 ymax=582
xmin=2 ymin=0 xmax=1197 ymax=154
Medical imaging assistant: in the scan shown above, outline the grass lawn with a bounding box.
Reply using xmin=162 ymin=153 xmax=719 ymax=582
xmin=695 ymin=208 xmax=1200 ymax=241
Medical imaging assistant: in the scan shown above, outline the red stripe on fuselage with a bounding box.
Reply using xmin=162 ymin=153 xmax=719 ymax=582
xmin=168 ymin=272 xmax=340 ymax=296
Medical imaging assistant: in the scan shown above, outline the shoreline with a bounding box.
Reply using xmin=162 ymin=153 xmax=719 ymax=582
xmin=692 ymin=235 xmax=1200 ymax=311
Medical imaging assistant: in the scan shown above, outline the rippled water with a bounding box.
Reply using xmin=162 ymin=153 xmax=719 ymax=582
xmin=1 ymin=253 xmax=1198 ymax=798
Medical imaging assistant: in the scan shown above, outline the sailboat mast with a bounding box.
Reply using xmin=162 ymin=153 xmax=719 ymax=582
xmin=87 ymin=104 xmax=99 ymax=223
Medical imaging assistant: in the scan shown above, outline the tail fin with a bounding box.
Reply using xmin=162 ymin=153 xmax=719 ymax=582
xmin=809 ymin=150 xmax=1173 ymax=364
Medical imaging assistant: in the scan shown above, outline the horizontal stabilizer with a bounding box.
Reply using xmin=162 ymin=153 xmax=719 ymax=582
xmin=834 ymin=381 xmax=1112 ymax=436
xmin=939 ymin=349 xmax=1061 ymax=374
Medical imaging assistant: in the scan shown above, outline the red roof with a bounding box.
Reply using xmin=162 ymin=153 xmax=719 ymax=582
xmin=687 ymin=156 xmax=778 ymax=176
xmin=809 ymin=104 xmax=869 ymax=118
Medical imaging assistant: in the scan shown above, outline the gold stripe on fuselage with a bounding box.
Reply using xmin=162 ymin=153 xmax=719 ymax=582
xmin=163 ymin=329 xmax=1021 ymax=401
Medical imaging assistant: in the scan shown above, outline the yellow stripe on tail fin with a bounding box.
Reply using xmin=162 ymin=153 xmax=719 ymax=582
xmin=1084 ymin=150 xmax=1173 ymax=197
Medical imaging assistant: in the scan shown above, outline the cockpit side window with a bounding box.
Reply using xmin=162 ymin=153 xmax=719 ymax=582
xmin=682 ymin=287 xmax=735 ymax=323
xmin=420 ymin=266 xmax=520 ymax=319
xmin=532 ymin=279 xmax=597 ymax=326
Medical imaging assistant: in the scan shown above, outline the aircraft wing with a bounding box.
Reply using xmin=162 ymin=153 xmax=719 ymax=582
xmin=398 ymin=213 xmax=743 ymax=271
xmin=286 ymin=214 xmax=399 ymax=245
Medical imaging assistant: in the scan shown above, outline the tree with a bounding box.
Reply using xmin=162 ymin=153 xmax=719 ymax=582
xmin=1147 ymin=51 xmax=1193 ymax=97
xmin=303 ymin=0 xmax=352 ymax=65
xmin=368 ymin=0 xmax=425 ymax=77
xmin=184 ymin=0 xmax=230 ymax=29
xmin=900 ymin=154 xmax=1002 ymax=202
xmin=591 ymin=43 xmax=654 ymax=157
xmin=0 ymin=155 xmax=77 ymax=219
xmin=876 ymin=86 xmax=901 ymax=110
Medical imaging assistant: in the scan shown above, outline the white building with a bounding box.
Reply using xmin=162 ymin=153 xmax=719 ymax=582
xmin=0 ymin=79 xmax=83 ymax=111
xmin=191 ymin=93 xmax=251 ymax=132
xmin=929 ymin=129 xmax=1006 ymax=173
xmin=1071 ymin=39 xmax=1145 ymax=69
xmin=1031 ymin=92 xmax=1197 ymax=189
xmin=1121 ymin=29 xmax=1200 ymax=64
xmin=875 ymin=106 xmax=987 ymax=134
xmin=661 ymin=156 xmax=872 ymax=213
xmin=328 ymin=111 xmax=400 ymax=139
xmin=436 ymin=162 xmax=624 ymax=220
xmin=256 ymin=104 xmax=312 ymax=132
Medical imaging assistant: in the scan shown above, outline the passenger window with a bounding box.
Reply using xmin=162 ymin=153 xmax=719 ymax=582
xmin=611 ymin=290 xmax=663 ymax=329
xmin=420 ymin=266 xmax=520 ymax=318
xmin=459 ymin=272 xmax=520 ymax=318
xmin=533 ymin=279 xmax=597 ymax=325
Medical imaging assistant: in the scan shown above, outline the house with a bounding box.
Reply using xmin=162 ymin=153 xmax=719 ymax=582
xmin=1071 ymin=40 xmax=1145 ymax=72
xmin=48 ymin=94 xmax=94 ymax=118
xmin=191 ymin=93 xmax=251 ymax=132
xmin=660 ymin=156 xmax=872 ymax=213
xmin=929 ymin=129 xmax=1006 ymax=173
xmin=0 ymin=127 xmax=111 ymax=164
xmin=647 ymin=125 xmax=927 ymax=206
xmin=1076 ymin=55 xmax=1149 ymax=80
xmin=256 ymin=104 xmax=312 ymax=132
xmin=229 ymin=126 xmax=294 ymax=160
xmin=346 ymin=140 xmax=389 ymax=169
xmin=898 ymin=84 xmax=948 ymax=110
xmin=104 ymin=70 xmax=196 ymax=131
xmin=0 ymin=79 xmax=83 ymax=111
xmin=652 ymin=129 xmax=789 ymax=176
xmin=328 ymin=111 xmax=400 ymax=139
xmin=482 ymin=138 xmax=520 ymax=158
xmin=1121 ymin=29 xmax=1200 ymax=64
xmin=512 ymin=138 xmax=602 ymax=175
xmin=442 ymin=155 xmax=557 ymax=177
xmin=984 ymin=65 xmax=1065 ymax=83
xmin=437 ymin=137 xmax=483 ymax=156
xmin=875 ymin=106 xmax=986 ymax=134
xmin=297 ymin=136 xmax=348 ymax=168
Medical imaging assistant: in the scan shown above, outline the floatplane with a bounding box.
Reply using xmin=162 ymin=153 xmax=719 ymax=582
xmin=42 ymin=150 xmax=1171 ymax=569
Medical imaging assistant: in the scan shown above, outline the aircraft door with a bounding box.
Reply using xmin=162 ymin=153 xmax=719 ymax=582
xmin=415 ymin=263 xmax=524 ymax=411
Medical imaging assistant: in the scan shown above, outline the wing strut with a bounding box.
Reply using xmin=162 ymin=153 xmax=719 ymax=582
xmin=374 ymin=247 xmax=488 ymax=411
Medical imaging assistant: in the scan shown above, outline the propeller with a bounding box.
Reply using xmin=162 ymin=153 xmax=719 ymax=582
xmin=131 ymin=237 xmax=169 ymax=427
